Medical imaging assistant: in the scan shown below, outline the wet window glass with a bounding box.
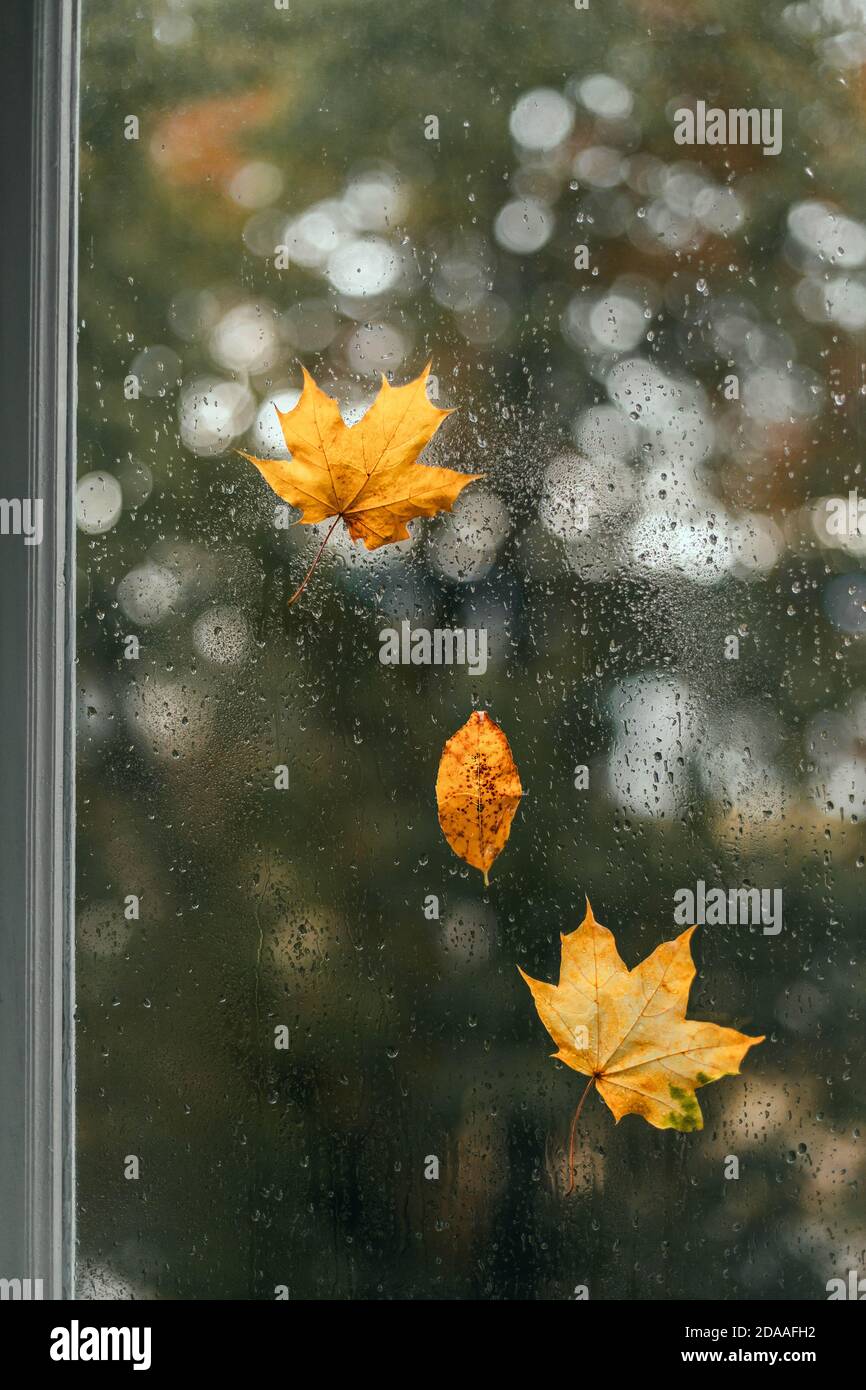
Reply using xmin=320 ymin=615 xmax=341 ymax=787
xmin=77 ymin=0 xmax=864 ymax=1299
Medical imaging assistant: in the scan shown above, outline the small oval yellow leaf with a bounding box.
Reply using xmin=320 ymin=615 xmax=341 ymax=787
xmin=435 ymin=711 xmax=522 ymax=885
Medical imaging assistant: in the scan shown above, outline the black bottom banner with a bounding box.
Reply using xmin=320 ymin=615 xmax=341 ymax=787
xmin=2 ymin=1297 xmax=860 ymax=1375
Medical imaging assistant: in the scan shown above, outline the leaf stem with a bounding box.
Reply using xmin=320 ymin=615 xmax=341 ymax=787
xmin=565 ymin=1074 xmax=596 ymax=1196
xmin=287 ymin=515 xmax=341 ymax=607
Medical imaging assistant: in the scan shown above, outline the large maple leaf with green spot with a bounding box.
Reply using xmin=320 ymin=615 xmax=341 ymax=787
xmin=520 ymin=901 xmax=764 ymax=1133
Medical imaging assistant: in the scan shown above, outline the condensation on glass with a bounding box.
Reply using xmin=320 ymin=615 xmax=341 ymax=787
xmin=76 ymin=0 xmax=865 ymax=1299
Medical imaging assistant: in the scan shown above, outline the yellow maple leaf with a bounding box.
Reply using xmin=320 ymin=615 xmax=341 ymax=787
xmin=519 ymin=901 xmax=764 ymax=1143
xmin=240 ymin=364 xmax=481 ymax=603
xmin=436 ymin=711 xmax=523 ymax=886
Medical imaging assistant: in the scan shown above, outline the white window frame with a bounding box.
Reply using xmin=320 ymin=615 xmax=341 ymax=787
xmin=0 ymin=0 xmax=78 ymax=1300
